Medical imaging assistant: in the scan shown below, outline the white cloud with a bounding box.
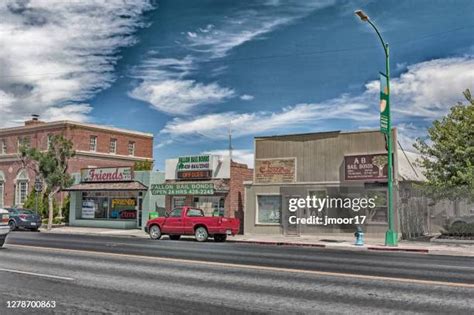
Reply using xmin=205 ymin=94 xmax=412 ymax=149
xmin=155 ymin=139 xmax=174 ymax=149
xmin=160 ymin=55 xmax=474 ymax=141
xmin=364 ymin=56 xmax=474 ymax=119
xmin=129 ymin=79 xmax=235 ymax=115
xmin=129 ymin=1 xmax=335 ymax=115
xmin=185 ymin=1 xmax=335 ymax=59
xmin=161 ymin=100 xmax=375 ymax=138
xmin=396 ymin=122 xmax=428 ymax=153
xmin=202 ymin=149 xmax=254 ymax=167
xmin=240 ymin=94 xmax=254 ymax=101
xmin=42 ymin=103 xmax=93 ymax=122
xmin=0 ymin=0 xmax=152 ymax=126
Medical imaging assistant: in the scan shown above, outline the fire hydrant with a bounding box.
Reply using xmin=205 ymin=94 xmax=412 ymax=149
xmin=354 ymin=226 xmax=364 ymax=246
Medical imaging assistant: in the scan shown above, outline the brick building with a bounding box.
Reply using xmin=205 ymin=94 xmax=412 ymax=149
xmin=0 ymin=116 xmax=153 ymax=208
xmin=150 ymin=155 xmax=253 ymax=233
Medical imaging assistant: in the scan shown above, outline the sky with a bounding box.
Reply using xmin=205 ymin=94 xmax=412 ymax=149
xmin=1 ymin=0 xmax=473 ymax=170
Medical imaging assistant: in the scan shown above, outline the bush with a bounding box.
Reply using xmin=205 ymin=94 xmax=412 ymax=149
xmin=62 ymin=195 xmax=70 ymax=222
xmin=442 ymin=222 xmax=474 ymax=237
xmin=53 ymin=217 xmax=64 ymax=225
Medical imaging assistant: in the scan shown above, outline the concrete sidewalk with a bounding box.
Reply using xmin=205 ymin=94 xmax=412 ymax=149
xmin=39 ymin=226 xmax=474 ymax=257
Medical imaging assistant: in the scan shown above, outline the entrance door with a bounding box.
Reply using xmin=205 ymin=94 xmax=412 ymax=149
xmin=0 ymin=182 xmax=4 ymax=208
xmin=283 ymin=195 xmax=301 ymax=236
xmin=137 ymin=193 xmax=143 ymax=228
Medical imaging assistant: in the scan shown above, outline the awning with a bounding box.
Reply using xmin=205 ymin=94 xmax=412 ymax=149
xmin=64 ymin=181 xmax=148 ymax=191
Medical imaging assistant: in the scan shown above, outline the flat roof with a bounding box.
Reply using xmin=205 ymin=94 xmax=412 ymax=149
xmin=0 ymin=120 xmax=153 ymax=138
xmin=255 ymin=128 xmax=389 ymax=140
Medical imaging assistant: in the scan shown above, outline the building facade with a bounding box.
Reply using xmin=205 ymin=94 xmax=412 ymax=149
xmin=0 ymin=116 xmax=153 ymax=208
xmin=66 ymin=167 xmax=165 ymax=229
xmin=151 ymin=155 xmax=253 ymax=233
xmin=244 ymin=129 xmax=420 ymax=239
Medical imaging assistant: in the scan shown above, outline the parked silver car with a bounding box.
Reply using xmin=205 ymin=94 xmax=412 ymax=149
xmin=0 ymin=208 xmax=10 ymax=247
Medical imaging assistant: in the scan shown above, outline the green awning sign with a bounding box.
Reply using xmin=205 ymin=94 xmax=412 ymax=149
xmin=380 ymin=73 xmax=389 ymax=134
xmin=151 ymin=183 xmax=214 ymax=195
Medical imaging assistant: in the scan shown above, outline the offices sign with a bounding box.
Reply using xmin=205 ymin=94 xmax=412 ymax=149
xmin=255 ymin=158 xmax=296 ymax=184
xmin=177 ymin=170 xmax=212 ymax=180
xmin=151 ymin=183 xmax=214 ymax=195
xmin=177 ymin=155 xmax=211 ymax=171
xmin=345 ymin=154 xmax=388 ymax=180
xmin=81 ymin=167 xmax=133 ymax=183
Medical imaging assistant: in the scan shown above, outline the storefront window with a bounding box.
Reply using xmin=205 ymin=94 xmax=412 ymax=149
xmin=194 ymin=196 xmax=225 ymax=216
xmin=80 ymin=191 xmax=138 ymax=220
xmin=173 ymin=196 xmax=185 ymax=208
xmin=110 ymin=198 xmax=137 ymax=220
xmin=257 ymin=195 xmax=281 ymax=224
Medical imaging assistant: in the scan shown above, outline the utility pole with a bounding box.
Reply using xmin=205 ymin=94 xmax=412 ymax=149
xmin=228 ymin=124 xmax=233 ymax=162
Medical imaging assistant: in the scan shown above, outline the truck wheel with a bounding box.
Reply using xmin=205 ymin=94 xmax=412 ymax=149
xmin=169 ymin=235 xmax=181 ymax=240
xmin=8 ymin=220 xmax=17 ymax=231
xmin=149 ymin=225 xmax=162 ymax=240
xmin=214 ymin=234 xmax=227 ymax=242
xmin=195 ymin=227 xmax=208 ymax=242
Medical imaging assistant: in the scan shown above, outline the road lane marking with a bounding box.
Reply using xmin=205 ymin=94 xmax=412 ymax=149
xmin=7 ymin=244 xmax=474 ymax=289
xmin=0 ymin=267 xmax=74 ymax=281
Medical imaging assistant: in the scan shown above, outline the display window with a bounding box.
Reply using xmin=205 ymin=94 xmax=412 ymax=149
xmin=257 ymin=195 xmax=281 ymax=224
xmin=80 ymin=191 xmax=138 ymax=220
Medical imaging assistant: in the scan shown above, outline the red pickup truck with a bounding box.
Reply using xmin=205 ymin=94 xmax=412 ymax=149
xmin=145 ymin=206 xmax=240 ymax=242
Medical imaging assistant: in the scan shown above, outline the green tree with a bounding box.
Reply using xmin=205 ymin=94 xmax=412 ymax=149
xmin=134 ymin=160 xmax=153 ymax=171
xmin=414 ymin=89 xmax=474 ymax=201
xmin=21 ymin=135 xmax=75 ymax=230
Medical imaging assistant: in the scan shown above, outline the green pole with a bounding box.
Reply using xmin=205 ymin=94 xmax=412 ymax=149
xmin=384 ymin=43 xmax=397 ymax=246
xmin=364 ymin=17 xmax=398 ymax=246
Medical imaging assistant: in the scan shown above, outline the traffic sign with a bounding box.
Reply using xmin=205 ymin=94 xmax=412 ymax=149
xmin=34 ymin=177 xmax=43 ymax=192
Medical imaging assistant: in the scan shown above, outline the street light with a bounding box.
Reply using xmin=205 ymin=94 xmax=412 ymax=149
xmin=355 ymin=9 xmax=398 ymax=246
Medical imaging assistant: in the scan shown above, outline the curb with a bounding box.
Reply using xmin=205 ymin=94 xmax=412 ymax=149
xmin=367 ymin=246 xmax=429 ymax=253
xmin=229 ymin=239 xmax=431 ymax=253
xmin=228 ymin=239 xmax=326 ymax=248
xmin=430 ymin=235 xmax=474 ymax=245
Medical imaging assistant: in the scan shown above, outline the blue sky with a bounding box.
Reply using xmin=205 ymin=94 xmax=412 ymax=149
xmin=1 ymin=0 xmax=473 ymax=169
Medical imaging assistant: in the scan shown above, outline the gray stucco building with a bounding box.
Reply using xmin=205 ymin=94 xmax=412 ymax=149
xmin=244 ymin=129 xmax=422 ymax=239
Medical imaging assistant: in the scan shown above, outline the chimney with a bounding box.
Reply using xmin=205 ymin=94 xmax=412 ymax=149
xmin=25 ymin=114 xmax=45 ymax=126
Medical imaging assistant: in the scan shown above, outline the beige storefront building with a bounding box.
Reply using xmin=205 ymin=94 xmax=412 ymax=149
xmin=244 ymin=129 xmax=422 ymax=239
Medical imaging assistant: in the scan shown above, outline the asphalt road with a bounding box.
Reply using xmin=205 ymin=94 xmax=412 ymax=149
xmin=0 ymin=231 xmax=473 ymax=314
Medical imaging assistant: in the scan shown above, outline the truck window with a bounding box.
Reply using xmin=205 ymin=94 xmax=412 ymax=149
xmin=170 ymin=208 xmax=182 ymax=217
xmin=187 ymin=208 xmax=204 ymax=217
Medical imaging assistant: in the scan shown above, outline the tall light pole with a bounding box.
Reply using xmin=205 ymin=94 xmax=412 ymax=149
xmin=355 ymin=9 xmax=398 ymax=246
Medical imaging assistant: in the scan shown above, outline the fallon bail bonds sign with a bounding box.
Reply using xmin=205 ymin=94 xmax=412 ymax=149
xmin=81 ymin=167 xmax=133 ymax=183
xmin=151 ymin=183 xmax=214 ymax=195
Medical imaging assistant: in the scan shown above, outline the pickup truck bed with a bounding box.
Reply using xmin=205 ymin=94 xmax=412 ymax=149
xmin=145 ymin=206 xmax=239 ymax=242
